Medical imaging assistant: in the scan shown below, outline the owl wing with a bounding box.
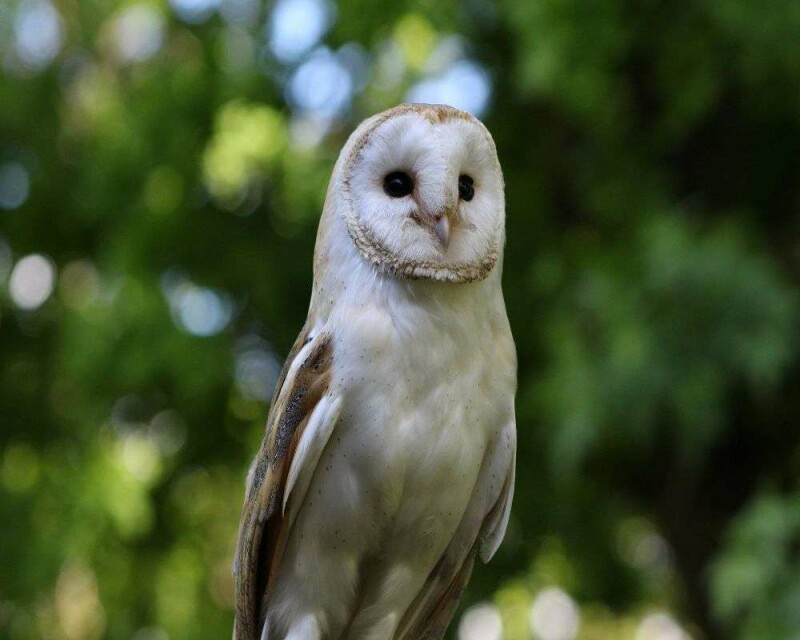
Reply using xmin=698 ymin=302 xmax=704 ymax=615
xmin=397 ymin=419 xmax=516 ymax=640
xmin=233 ymin=325 xmax=341 ymax=640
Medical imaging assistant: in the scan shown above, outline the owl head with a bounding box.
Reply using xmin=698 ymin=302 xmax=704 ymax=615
xmin=330 ymin=104 xmax=505 ymax=284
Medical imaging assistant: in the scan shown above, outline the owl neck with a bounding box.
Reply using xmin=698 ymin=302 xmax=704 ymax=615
xmin=308 ymin=206 xmax=504 ymax=324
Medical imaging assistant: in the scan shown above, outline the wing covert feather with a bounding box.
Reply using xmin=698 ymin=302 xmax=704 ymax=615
xmin=398 ymin=420 xmax=516 ymax=640
xmin=479 ymin=422 xmax=516 ymax=563
xmin=233 ymin=327 xmax=337 ymax=640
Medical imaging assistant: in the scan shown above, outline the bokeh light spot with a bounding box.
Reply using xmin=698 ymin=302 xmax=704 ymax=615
xmin=459 ymin=603 xmax=503 ymax=640
xmin=287 ymin=48 xmax=352 ymax=118
xmin=113 ymin=4 xmax=166 ymax=63
xmin=55 ymin=562 xmax=106 ymax=640
xmin=288 ymin=114 xmax=330 ymax=150
xmin=268 ymin=0 xmax=334 ymax=63
xmin=169 ymin=0 xmax=220 ymax=24
xmin=9 ymin=253 xmax=56 ymax=310
xmin=394 ymin=14 xmax=436 ymax=71
xmin=616 ymin=517 xmax=673 ymax=576
xmin=148 ymin=410 xmax=187 ymax=456
xmin=0 ymin=161 xmax=31 ymax=210
xmin=235 ymin=336 xmax=281 ymax=401
xmin=120 ymin=432 xmax=163 ymax=485
xmin=407 ymin=60 xmax=492 ymax=117
xmin=636 ymin=612 xmax=691 ymax=640
xmin=529 ymin=587 xmax=580 ymax=640
xmin=12 ymin=0 xmax=63 ymax=72
xmin=203 ymin=101 xmax=287 ymax=203
xmin=175 ymin=287 xmax=233 ymax=336
xmin=162 ymin=273 xmax=234 ymax=337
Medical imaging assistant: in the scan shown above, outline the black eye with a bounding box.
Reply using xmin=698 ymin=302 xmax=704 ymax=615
xmin=383 ymin=171 xmax=414 ymax=198
xmin=458 ymin=174 xmax=474 ymax=201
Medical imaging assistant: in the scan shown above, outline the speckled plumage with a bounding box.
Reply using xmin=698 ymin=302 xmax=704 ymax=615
xmin=233 ymin=104 xmax=517 ymax=640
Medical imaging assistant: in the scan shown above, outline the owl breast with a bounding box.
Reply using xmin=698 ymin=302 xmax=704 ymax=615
xmin=265 ymin=275 xmax=514 ymax=640
xmin=335 ymin=300 xmax=492 ymax=551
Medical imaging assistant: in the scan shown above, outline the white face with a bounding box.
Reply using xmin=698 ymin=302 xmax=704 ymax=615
xmin=340 ymin=105 xmax=505 ymax=283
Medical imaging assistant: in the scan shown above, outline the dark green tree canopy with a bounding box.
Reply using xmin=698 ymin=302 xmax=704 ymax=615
xmin=1 ymin=1 xmax=799 ymax=639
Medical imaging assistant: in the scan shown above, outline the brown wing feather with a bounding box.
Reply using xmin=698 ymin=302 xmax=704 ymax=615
xmin=233 ymin=327 xmax=334 ymax=640
xmin=398 ymin=435 xmax=515 ymax=640
xmin=403 ymin=546 xmax=479 ymax=640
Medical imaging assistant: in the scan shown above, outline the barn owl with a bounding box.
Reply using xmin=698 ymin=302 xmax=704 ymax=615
xmin=233 ymin=104 xmax=517 ymax=640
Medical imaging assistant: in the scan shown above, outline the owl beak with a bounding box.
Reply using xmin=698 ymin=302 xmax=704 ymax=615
xmin=433 ymin=214 xmax=451 ymax=249
xmin=416 ymin=200 xmax=455 ymax=250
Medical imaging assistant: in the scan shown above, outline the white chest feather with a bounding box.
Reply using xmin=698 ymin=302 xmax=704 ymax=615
xmin=331 ymin=293 xmax=497 ymax=541
xmin=278 ymin=271 xmax=512 ymax=593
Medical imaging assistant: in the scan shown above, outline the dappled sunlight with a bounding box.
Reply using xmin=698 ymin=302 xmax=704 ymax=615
xmin=486 ymin=535 xmax=697 ymax=640
xmin=161 ymin=271 xmax=235 ymax=337
xmin=172 ymin=286 xmax=232 ymax=336
xmin=394 ymin=14 xmax=438 ymax=72
xmin=54 ymin=562 xmax=106 ymax=640
xmin=119 ymin=431 xmax=163 ymax=485
xmin=202 ymin=100 xmax=287 ymax=204
xmin=6 ymin=0 xmax=63 ymax=74
xmin=287 ymin=47 xmax=353 ymax=118
xmin=148 ymin=410 xmax=188 ymax=457
xmin=615 ymin=518 xmax=672 ymax=577
xmin=407 ymin=59 xmax=492 ymax=117
xmin=2 ymin=0 xmax=799 ymax=638
xmin=268 ymin=0 xmax=335 ymax=63
xmin=100 ymin=440 xmax=158 ymax=539
xmin=529 ymin=588 xmax=580 ymax=640
xmin=109 ymin=4 xmax=166 ymax=64
xmin=9 ymin=254 xmax=56 ymax=310
xmin=636 ymin=613 xmax=691 ymax=640
xmin=60 ymin=63 xmax=122 ymax=137
xmin=0 ymin=161 xmax=30 ymax=210
xmin=234 ymin=334 xmax=281 ymax=402
xmin=459 ymin=603 xmax=503 ymax=640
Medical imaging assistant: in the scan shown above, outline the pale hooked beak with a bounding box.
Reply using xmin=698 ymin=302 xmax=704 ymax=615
xmin=433 ymin=214 xmax=451 ymax=249
xmin=415 ymin=200 xmax=456 ymax=250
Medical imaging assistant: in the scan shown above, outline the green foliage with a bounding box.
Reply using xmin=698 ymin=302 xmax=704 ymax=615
xmin=537 ymin=216 xmax=795 ymax=474
xmin=1 ymin=0 xmax=799 ymax=639
xmin=712 ymin=492 xmax=800 ymax=639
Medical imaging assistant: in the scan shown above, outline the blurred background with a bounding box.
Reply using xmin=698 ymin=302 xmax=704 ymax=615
xmin=1 ymin=0 xmax=799 ymax=638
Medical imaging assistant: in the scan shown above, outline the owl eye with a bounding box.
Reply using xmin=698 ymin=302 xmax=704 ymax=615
xmin=458 ymin=175 xmax=475 ymax=201
xmin=383 ymin=172 xmax=414 ymax=198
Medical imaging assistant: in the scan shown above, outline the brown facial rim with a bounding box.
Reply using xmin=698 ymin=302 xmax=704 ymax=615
xmin=340 ymin=104 xmax=501 ymax=284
